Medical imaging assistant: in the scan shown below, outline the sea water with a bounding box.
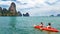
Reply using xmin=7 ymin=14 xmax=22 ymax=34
xmin=0 ymin=16 xmax=60 ymax=34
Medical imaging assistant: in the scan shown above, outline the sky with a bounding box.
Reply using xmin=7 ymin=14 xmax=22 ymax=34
xmin=0 ymin=0 xmax=60 ymax=16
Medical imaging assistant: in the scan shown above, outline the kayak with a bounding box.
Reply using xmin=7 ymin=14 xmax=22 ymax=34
xmin=34 ymin=25 xmax=59 ymax=32
xmin=42 ymin=28 xmax=59 ymax=32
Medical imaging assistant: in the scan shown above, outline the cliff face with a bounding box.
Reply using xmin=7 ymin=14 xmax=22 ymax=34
xmin=9 ymin=2 xmax=17 ymax=16
xmin=9 ymin=2 xmax=16 ymax=12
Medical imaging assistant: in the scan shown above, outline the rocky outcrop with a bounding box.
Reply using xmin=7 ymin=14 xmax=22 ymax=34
xmin=0 ymin=7 xmax=2 ymax=16
xmin=2 ymin=8 xmax=8 ymax=16
xmin=23 ymin=12 xmax=29 ymax=16
xmin=50 ymin=15 xmax=54 ymax=17
xmin=17 ymin=11 xmax=22 ymax=16
xmin=9 ymin=2 xmax=16 ymax=11
xmin=9 ymin=2 xmax=17 ymax=16
xmin=0 ymin=7 xmax=2 ymax=12
xmin=0 ymin=7 xmax=8 ymax=16
xmin=57 ymin=14 xmax=60 ymax=16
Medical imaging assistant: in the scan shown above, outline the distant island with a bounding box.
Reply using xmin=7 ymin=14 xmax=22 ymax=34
xmin=57 ymin=14 xmax=60 ymax=16
xmin=0 ymin=2 xmax=29 ymax=16
xmin=50 ymin=14 xmax=60 ymax=17
xmin=50 ymin=15 xmax=54 ymax=17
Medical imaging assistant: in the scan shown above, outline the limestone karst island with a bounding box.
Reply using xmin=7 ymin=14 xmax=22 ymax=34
xmin=0 ymin=2 xmax=29 ymax=16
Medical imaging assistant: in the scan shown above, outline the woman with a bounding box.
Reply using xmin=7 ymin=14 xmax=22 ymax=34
xmin=46 ymin=23 xmax=52 ymax=34
xmin=47 ymin=23 xmax=51 ymax=29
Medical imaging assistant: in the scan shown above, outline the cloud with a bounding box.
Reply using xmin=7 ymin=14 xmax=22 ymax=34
xmin=2 ymin=0 xmax=16 ymax=1
xmin=16 ymin=0 xmax=46 ymax=7
xmin=0 ymin=1 xmax=12 ymax=5
xmin=46 ymin=0 xmax=57 ymax=3
xmin=0 ymin=5 xmax=9 ymax=9
xmin=16 ymin=0 xmax=47 ymax=10
xmin=45 ymin=0 xmax=60 ymax=5
xmin=16 ymin=0 xmax=60 ymax=16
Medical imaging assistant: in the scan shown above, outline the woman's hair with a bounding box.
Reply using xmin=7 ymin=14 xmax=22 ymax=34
xmin=48 ymin=23 xmax=51 ymax=26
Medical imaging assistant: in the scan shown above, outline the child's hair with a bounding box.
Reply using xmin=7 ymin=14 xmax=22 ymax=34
xmin=41 ymin=22 xmax=43 ymax=24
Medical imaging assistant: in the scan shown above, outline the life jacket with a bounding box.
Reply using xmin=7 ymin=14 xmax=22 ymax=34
xmin=39 ymin=24 xmax=43 ymax=28
xmin=47 ymin=26 xmax=51 ymax=29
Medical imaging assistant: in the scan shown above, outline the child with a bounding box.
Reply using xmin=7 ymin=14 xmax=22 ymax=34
xmin=39 ymin=22 xmax=43 ymax=28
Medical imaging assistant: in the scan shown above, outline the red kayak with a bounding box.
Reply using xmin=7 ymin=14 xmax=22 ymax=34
xmin=34 ymin=25 xmax=59 ymax=32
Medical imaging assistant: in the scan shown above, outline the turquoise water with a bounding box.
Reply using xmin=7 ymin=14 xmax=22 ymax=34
xmin=0 ymin=16 xmax=60 ymax=34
